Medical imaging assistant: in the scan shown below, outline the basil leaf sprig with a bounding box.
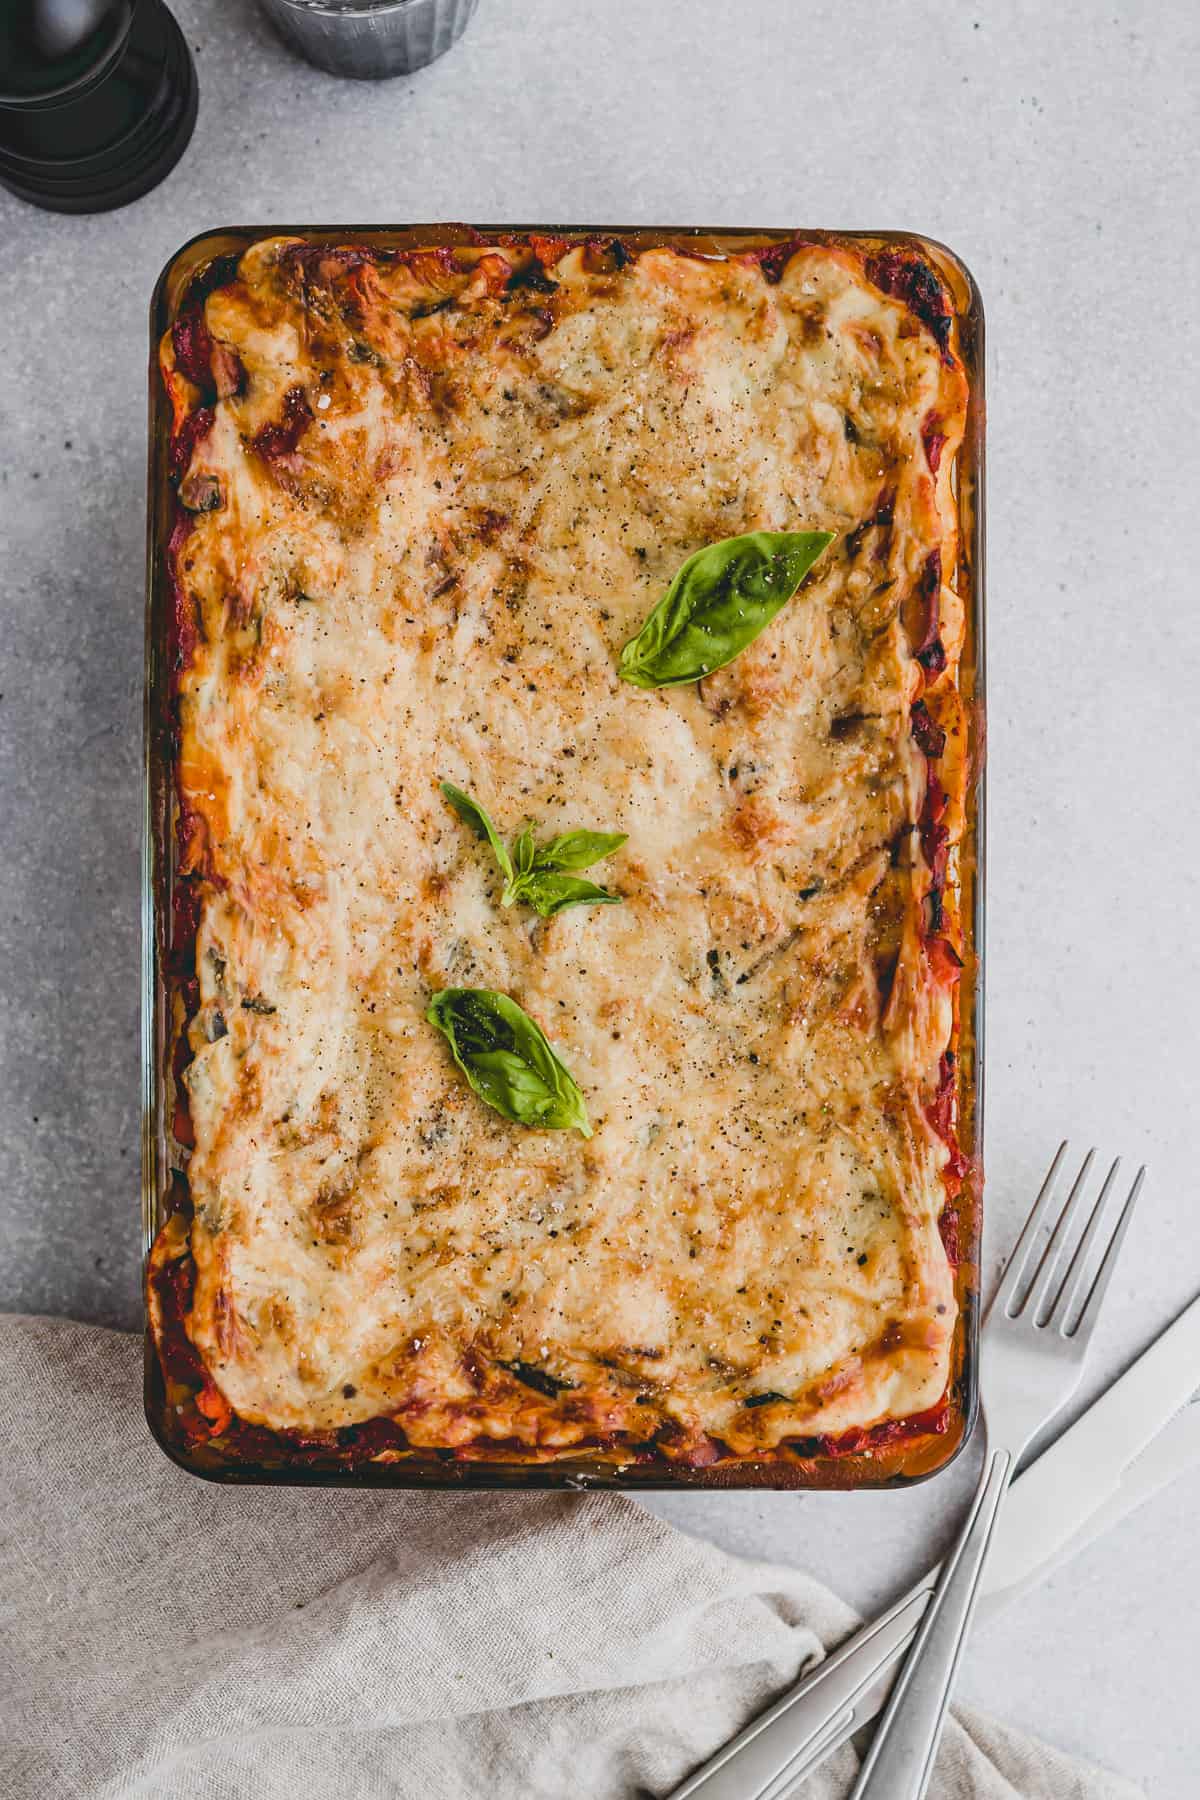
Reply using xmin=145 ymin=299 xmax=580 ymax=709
xmin=440 ymin=782 xmax=626 ymax=918
xmin=618 ymin=529 xmax=835 ymax=689
xmin=426 ymin=987 xmax=592 ymax=1137
xmin=441 ymin=782 xmax=515 ymax=883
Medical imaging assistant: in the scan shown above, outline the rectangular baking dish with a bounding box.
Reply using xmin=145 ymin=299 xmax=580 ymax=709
xmin=143 ymin=224 xmax=985 ymax=1489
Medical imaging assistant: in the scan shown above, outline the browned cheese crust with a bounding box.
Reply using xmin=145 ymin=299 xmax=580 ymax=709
xmin=154 ymin=234 xmax=970 ymax=1464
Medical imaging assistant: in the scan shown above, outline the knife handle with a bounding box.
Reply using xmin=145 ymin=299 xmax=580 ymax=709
xmin=668 ymin=1581 xmax=933 ymax=1800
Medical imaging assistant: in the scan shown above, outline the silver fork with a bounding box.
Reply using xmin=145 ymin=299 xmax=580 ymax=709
xmin=670 ymin=1145 xmax=1144 ymax=1800
xmin=847 ymin=1144 xmax=1144 ymax=1800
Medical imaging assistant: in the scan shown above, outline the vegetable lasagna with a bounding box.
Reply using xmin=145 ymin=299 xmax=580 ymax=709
xmin=149 ymin=230 xmax=976 ymax=1478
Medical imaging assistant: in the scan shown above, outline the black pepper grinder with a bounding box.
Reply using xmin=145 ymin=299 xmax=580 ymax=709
xmin=0 ymin=0 xmax=197 ymax=213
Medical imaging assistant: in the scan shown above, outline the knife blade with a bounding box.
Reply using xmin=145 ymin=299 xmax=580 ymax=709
xmin=979 ymin=1290 xmax=1200 ymax=1600
xmin=977 ymin=1392 xmax=1200 ymax=1621
xmin=670 ymin=1293 xmax=1200 ymax=1800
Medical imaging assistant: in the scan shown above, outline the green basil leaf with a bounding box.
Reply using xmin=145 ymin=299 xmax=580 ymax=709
xmin=500 ymin=827 xmax=540 ymax=907
xmin=618 ymin=529 xmax=836 ymax=689
xmin=425 ymin=987 xmax=592 ymax=1137
xmin=514 ymin=827 xmax=537 ymax=876
xmin=511 ymin=872 xmax=623 ymax=918
xmin=440 ymin=782 xmax=513 ymax=884
xmin=533 ymin=829 xmax=628 ymax=873
xmin=443 ymin=782 xmax=626 ymax=915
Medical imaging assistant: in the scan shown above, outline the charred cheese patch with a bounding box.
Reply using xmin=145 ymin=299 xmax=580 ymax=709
xmin=159 ymin=236 xmax=969 ymax=1459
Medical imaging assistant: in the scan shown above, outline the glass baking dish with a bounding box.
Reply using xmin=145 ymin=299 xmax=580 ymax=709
xmin=143 ymin=224 xmax=985 ymax=1489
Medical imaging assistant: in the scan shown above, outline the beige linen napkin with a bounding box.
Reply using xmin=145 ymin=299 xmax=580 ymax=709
xmin=0 ymin=1315 xmax=1141 ymax=1800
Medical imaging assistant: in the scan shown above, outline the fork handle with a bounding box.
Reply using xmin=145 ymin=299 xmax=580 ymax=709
xmin=849 ymin=1448 xmax=1014 ymax=1800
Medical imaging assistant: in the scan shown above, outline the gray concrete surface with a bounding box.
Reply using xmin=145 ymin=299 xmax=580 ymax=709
xmin=1 ymin=0 xmax=1197 ymax=1791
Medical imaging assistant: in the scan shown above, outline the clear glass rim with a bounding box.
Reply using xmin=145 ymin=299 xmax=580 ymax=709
xmin=144 ymin=223 xmax=984 ymax=1492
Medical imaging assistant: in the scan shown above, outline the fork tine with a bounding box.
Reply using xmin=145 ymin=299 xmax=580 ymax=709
xmin=1061 ymin=1165 xmax=1146 ymax=1343
xmin=1046 ymin=1156 xmax=1122 ymax=1328
xmin=991 ymin=1140 xmax=1069 ymax=1315
xmin=1024 ymin=1147 xmax=1097 ymax=1322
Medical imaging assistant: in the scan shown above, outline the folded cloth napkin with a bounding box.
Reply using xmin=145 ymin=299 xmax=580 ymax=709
xmin=0 ymin=1315 xmax=1142 ymax=1800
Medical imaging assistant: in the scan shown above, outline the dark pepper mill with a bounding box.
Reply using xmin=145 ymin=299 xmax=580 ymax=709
xmin=0 ymin=0 xmax=197 ymax=213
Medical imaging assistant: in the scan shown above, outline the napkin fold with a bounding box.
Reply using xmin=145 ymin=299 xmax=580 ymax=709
xmin=0 ymin=1316 xmax=1142 ymax=1800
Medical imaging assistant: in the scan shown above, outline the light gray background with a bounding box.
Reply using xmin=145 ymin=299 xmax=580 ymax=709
xmin=1 ymin=0 xmax=1197 ymax=1792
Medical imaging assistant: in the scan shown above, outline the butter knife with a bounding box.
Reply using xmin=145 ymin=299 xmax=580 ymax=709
xmin=670 ymin=1293 xmax=1200 ymax=1800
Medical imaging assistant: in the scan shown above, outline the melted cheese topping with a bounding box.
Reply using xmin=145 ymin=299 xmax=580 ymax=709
xmin=164 ymin=236 xmax=969 ymax=1457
